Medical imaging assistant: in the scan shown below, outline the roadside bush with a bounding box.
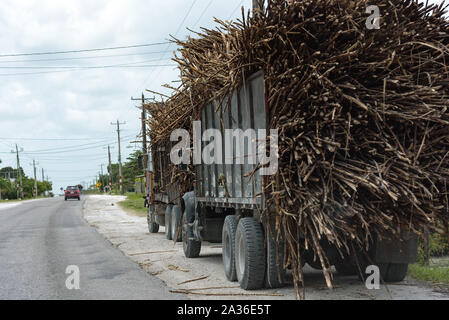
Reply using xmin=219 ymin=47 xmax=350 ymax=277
xmin=0 ymin=178 xmax=17 ymax=200
xmin=418 ymin=232 xmax=449 ymax=264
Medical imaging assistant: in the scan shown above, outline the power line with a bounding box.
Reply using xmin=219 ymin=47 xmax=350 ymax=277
xmin=0 ymin=42 xmax=170 ymax=58
xmin=0 ymin=136 xmax=117 ymax=141
xmin=173 ymin=0 xmax=199 ymax=38
xmin=23 ymin=135 xmax=135 ymax=154
xmin=228 ymin=0 xmax=246 ymax=20
xmin=0 ymin=64 xmax=176 ymax=77
xmin=141 ymin=0 xmax=198 ymax=88
xmin=0 ymin=64 xmax=174 ymax=70
xmin=19 ymin=136 xmax=129 ymax=153
xmin=192 ymin=0 xmax=214 ymax=29
xmin=0 ymin=58 xmax=176 ymax=69
xmin=0 ymin=50 xmax=169 ymax=64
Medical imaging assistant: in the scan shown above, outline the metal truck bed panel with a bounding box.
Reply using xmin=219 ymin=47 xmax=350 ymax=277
xmin=151 ymin=140 xmax=183 ymax=206
xmin=196 ymin=71 xmax=266 ymax=209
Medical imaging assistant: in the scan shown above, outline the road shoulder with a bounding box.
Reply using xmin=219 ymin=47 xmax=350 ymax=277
xmin=82 ymin=195 xmax=449 ymax=300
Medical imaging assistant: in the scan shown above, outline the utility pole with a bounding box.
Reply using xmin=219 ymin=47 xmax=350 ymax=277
xmin=103 ymin=145 xmax=114 ymax=194
xmin=132 ymin=94 xmax=152 ymax=197
xmin=32 ymin=160 xmax=38 ymax=198
xmin=141 ymin=94 xmax=150 ymax=198
xmin=12 ymin=145 xmax=23 ymax=199
xmin=32 ymin=160 xmax=37 ymax=198
xmin=111 ymin=120 xmax=126 ymax=195
xmin=107 ymin=146 xmax=113 ymax=194
xmin=99 ymin=164 xmax=105 ymax=193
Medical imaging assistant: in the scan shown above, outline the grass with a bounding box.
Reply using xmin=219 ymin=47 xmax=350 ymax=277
xmin=117 ymin=192 xmax=147 ymax=217
xmin=409 ymin=257 xmax=449 ymax=285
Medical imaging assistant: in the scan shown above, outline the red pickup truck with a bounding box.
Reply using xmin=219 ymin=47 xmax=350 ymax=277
xmin=65 ymin=186 xmax=80 ymax=201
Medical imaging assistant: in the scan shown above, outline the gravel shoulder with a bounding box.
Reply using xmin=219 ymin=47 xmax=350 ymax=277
xmin=83 ymin=195 xmax=449 ymax=300
xmin=0 ymin=198 xmax=48 ymax=211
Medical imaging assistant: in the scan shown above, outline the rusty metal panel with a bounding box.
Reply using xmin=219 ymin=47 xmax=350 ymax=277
xmin=223 ymin=99 xmax=234 ymax=198
xmin=231 ymin=90 xmax=243 ymax=199
xmin=198 ymin=71 xmax=266 ymax=207
xmin=208 ymin=101 xmax=218 ymax=198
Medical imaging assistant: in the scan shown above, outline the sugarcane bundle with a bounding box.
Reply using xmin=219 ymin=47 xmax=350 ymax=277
xmin=145 ymin=93 xmax=195 ymax=195
xmin=146 ymin=0 xmax=449 ymax=297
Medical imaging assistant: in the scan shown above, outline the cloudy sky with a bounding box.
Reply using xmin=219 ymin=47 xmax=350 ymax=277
xmin=0 ymin=0 xmax=252 ymax=193
xmin=0 ymin=0 xmax=445 ymax=193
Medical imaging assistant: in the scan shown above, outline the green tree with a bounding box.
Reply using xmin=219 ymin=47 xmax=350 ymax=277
xmin=0 ymin=177 xmax=15 ymax=199
xmin=123 ymin=150 xmax=143 ymax=192
xmin=0 ymin=166 xmax=22 ymax=180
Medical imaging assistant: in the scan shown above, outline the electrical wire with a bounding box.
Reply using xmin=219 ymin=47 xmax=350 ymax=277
xmin=192 ymin=0 xmax=214 ymax=29
xmin=0 ymin=64 xmax=176 ymax=77
xmin=0 ymin=57 xmax=176 ymax=69
xmin=141 ymin=0 xmax=198 ymax=88
xmin=0 ymin=42 xmax=171 ymax=58
xmin=228 ymin=0 xmax=246 ymax=20
xmin=0 ymin=136 xmax=116 ymax=141
xmin=0 ymin=51 xmax=169 ymax=64
xmin=23 ymin=136 xmax=135 ymax=154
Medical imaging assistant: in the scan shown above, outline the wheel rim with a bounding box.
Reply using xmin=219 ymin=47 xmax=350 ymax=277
xmin=182 ymin=215 xmax=188 ymax=250
xmin=165 ymin=206 xmax=172 ymax=237
xmin=172 ymin=210 xmax=176 ymax=239
xmin=236 ymin=233 xmax=246 ymax=279
xmin=224 ymin=231 xmax=231 ymax=271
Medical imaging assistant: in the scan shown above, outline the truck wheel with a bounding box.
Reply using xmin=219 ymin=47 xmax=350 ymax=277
xmin=235 ymin=218 xmax=265 ymax=290
xmin=171 ymin=205 xmax=182 ymax=242
xmin=334 ymin=262 xmax=357 ymax=276
xmin=265 ymin=230 xmax=286 ymax=288
xmin=182 ymin=212 xmax=201 ymax=258
xmin=307 ymin=259 xmax=323 ymax=270
xmin=147 ymin=205 xmax=159 ymax=233
xmin=165 ymin=205 xmax=173 ymax=240
xmin=222 ymin=215 xmax=238 ymax=282
xmin=64 ymin=197 xmax=67 ymax=201
xmin=380 ymin=263 xmax=409 ymax=282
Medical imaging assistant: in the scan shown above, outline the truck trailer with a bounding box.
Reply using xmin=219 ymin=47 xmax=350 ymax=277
xmin=146 ymin=71 xmax=419 ymax=290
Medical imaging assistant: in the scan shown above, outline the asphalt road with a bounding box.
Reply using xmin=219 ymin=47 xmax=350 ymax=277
xmin=0 ymin=197 xmax=185 ymax=300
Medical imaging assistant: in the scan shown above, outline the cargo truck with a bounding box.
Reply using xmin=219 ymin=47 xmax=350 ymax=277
xmin=147 ymin=71 xmax=418 ymax=290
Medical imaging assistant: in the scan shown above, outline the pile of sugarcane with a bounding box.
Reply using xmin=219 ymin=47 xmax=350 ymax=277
xmin=146 ymin=0 xmax=449 ymax=297
xmin=146 ymin=93 xmax=195 ymax=195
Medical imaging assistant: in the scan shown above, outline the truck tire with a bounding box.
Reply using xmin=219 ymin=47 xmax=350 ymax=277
xmin=380 ymin=263 xmax=409 ymax=282
xmin=265 ymin=230 xmax=286 ymax=288
xmin=171 ymin=205 xmax=182 ymax=242
xmin=165 ymin=205 xmax=173 ymax=240
xmin=182 ymin=212 xmax=201 ymax=258
xmin=307 ymin=259 xmax=323 ymax=270
xmin=147 ymin=205 xmax=159 ymax=234
xmin=222 ymin=215 xmax=238 ymax=282
xmin=334 ymin=262 xmax=357 ymax=276
xmin=235 ymin=218 xmax=266 ymax=290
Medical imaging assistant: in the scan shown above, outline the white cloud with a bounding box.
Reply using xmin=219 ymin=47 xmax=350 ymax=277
xmin=0 ymin=0 xmax=253 ymax=192
xmin=0 ymin=0 xmax=444 ymax=192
